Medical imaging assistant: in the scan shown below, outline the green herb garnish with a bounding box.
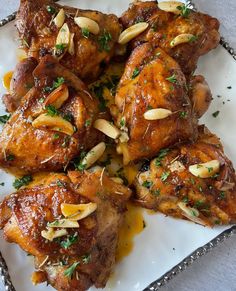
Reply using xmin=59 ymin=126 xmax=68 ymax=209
xmin=64 ymin=262 xmax=80 ymax=279
xmin=13 ymin=175 xmax=33 ymax=189
xmin=82 ymin=254 xmax=91 ymax=264
xmin=212 ymin=110 xmax=220 ymax=118
xmin=98 ymin=30 xmax=112 ymax=52
xmin=166 ymin=74 xmax=177 ymax=83
xmin=177 ymin=4 xmax=191 ymax=18
xmin=132 ymin=68 xmax=140 ymax=79
xmin=161 ymin=171 xmax=170 ymax=182
xmin=179 ymin=111 xmax=188 ymax=118
xmin=45 ymin=105 xmax=59 ymax=117
xmin=0 ymin=114 xmax=10 ymax=124
xmin=142 ymin=180 xmax=153 ymax=189
xmin=46 ymin=5 xmax=56 ymax=14
xmin=43 ymin=77 xmax=65 ymax=93
xmin=60 ymin=233 xmax=78 ymax=249
xmin=82 ymin=28 xmax=90 ymax=38
xmin=155 ymin=148 xmax=169 ymax=167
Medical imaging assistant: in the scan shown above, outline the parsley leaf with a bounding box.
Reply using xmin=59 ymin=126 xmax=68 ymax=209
xmin=98 ymin=30 xmax=112 ymax=52
xmin=82 ymin=28 xmax=90 ymax=38
xmin=82 ymin=254 xmax=91 ymax=264
xmin=166 ymin=74 xmax=177 ymax=83
xmin=161 ymin=171 xmax=170 ymax=182
xmin=212 ymin=110 xmax=220 ymax=118
xmin=0 ymin=114 xmax=10 ymax=124
xmin=179 ymin=111 xmax=188 ymax=118
xmin=6 ymin=154 xmax=15 ymax=161
xmin=177 ymin=4 xmax=191 ymax=18
xmin=132 ymin=68 xmax=140 ymax=79
xmin=43 ymin=77 xmax=65 ymax=93
xmin=155 ymin=148 xmax=169 ymax=167
xmin=60 ymin=233 xmax=78 ymax=249
xmin=64 ymin=262 xmax=80 ymax=279
xmin=13 ymin=175 xmax=33 ymax=189
xmin=142 ymin=180 xmax=153 ymax=189
xmin=45 ymin=105 xmax=59 ymax=117
xmin=46 ymin=5 xmax=56 ymax=14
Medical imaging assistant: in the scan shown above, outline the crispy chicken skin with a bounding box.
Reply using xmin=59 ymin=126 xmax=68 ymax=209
xmin=16 ymin=0 xmax=121 ymax=81
xmin=2 ymin=57 xmax=38 ymax=112
xmin=0 ymin=55 xmax=101 ymax=174
xmin=134 ymin=125 xmax=236 ymax=226
xmin=0 ymin=169 xmax=131 ymax=291
xmin=120 ymin=1 xmax=220 ymax=75
xmin=114 ymin=43 xmax=198 ymax=165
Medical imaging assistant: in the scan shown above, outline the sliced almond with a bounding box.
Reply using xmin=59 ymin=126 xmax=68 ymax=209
xmin=94 ymin=119 xmax=120 ymax=139
xmin=41 ymin=227 xmax=67 ymax=241
xmin=170 ymin=34 xmax=196 ymax=47
xmin=74 ymin=17 xmax=100 ymax=35
xmin=144 ymin=108 xmax=172 ymax=120
xmin=189 ymin=160 xmax=220 ymax=178
xmin=44 ymin=84 xmax=69 ymax=109
xmin=61 ymin=202 xmax=97 ymax=221
xmin=119 ymin=131 xmax=129 ymax=143
xmin=53 ymin=8 xmax=65 ymax=28
xmin=47 ymin=219 xmax=79 ymax=228
xmin=158 ymin=1 xmax=184 ymax=14
xmin=68 ymin=33 xmax=75 ymax=55
xmin=56 ymin=23 xmax=70 ymax=47
xmin=118 ymin=22 xmax=149 ymax=45
xmin=177 ymin=202 xmax=207 ymax=226
xmin=32 ymin=114 xmax=74 ymax=136
xmin=81 ymin=142 xmax=106 ymax=169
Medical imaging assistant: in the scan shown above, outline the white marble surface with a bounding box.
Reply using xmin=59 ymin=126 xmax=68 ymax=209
xmin=0 ymin=1 xmax=236 ymax=291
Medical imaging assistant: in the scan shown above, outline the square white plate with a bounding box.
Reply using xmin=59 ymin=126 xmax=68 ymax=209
xmin=0 ymin=1 xmax=236 ymax=291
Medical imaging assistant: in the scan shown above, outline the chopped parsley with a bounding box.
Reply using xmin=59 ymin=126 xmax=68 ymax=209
xmin=55 ymin=44 xmax=67 ymax=56
xmin=62 ymin=136 xmax=71 ymax=148
xmin=188 ymin=35 xmax=198 ymax=43
xmin=161 ymin=171 xmax=170 ymax=182
xmin=6 ymin=154 xmax=15 ymax=161
xmin=219 ymin=191 xmax=226 ymax=200
xmin=0 ymin=182 xmax=4 ymax=186
xmin=142 ymin=180 xmax=153 ymax=189
xmin=53 ymin=133 xmax=60 ymax=139
xmin=85 ymin=119 xmax=91 ymax=127
xmin=155 ymin=148 xmax=169 ymax=167
xmin=64 ymin=262 xmax=80 ymax=279
xmin=177 ymin=4 xmax=191 ymax=18
xmin=120 ymin=117 xmax=125 ymax=128
xmin=82 ymin=254 xmax=91 ymax=264
xmin=63 ymin=113 xmax=73 ymax=122
xmin=182 ymin=196 xmax=189 ymax=203
xmin=151 ymin=189 xmax=161 ymax=196
xmin=194 ymin=200 xmax=205 ymax=208
xmin=212 ymin=110 xmax=220 ymax=118
xmin=98 ymin=30 xmax=112 ymax=52
xmin=13 ymin=175 xmax=33 ymax=189
xmin=166 ymin=74 xmax=177 ymax=84
xmin=227 ymin=86 xmax=232 ymax=89
xmin=72 ymin=151 xmax=87 ymax=171
xmin=0 ymin=114 xmax=10 ymax=124
xmin=132 ymin=68 xmax=140 ymax=79
xmin=45 ymin=105 xmax=59 ymax=117
xmin=43 ymin=77 xmax=65 ymax=93
xmin=60 ymin=233 xmax=78 ymax=249
xmin=179 ymin=111 xmax=188 ymax=118
xmin=82 ymin=28 xmax=90 ymax=38
xmin=46 ymin=5 xmax=56 ymax=14
xmin=207 ymin=167 xmax=213 ymax=173
xmin=56 ymin=179 xmax=66 ymax=187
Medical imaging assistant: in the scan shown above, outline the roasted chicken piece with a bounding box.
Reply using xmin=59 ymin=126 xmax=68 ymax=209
xmin=2 ymin=57 xmax=38 ymax=112
xmin=134 ymin=125 xmax=236 ymax=226
xmin=0 ymin=169 xmax=131 ymax=291
xmin=0 ymin=55 xmax=101 ymax=174
xmin=120 ymin=1 xmax=220 ymax=75
xmin=16 ymin=0 xmax=121 ymax=81
xmin=114 ymin=43 xmax=198 ymax=165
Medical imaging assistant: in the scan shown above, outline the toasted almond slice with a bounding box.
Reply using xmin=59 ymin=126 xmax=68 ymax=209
xmin=68 ymin=33 xmax=75 ymax=55
xmin=61 ymin=202 xmax=97 ymax=221
xmin=158 ymin=1 xmax=184 ymax=14
xmin=189 ymin=160 xmax=220 ymax=178
xmin=110 ymin=177 xmax=124 ymax=184
xmin=119 ymin=131 xmax=129 ymax=143
xmin=118 ymin=22 xmax=149 ymax=45
xmin=74 ymin=17 xmax=100 ymax=35
xmin=32 ymin=114 xmax=74 ymax=136
xmin=177 ymin=202 xmax=207 ymax=226
xmin=44 ymin=84 xmax=69 ymax=109
xmin=53 ymin=8 xmax=65 ymax=28
xmin=170 ymin=33 xmax=195 ymax=47
xmin=47 ymin=219 xmax=79 ymax=228
xmin=81 ymin=142 xmax=106 ymax=169
xmin=144 ymin=108 xmax=172 ymax=120
xmin=56 ymin=23 xmax=70 ymax=47
xmin=41 ymin=227 xmax=67 ymax=241
xmin=94 ymin=119 xmax=120 ymax=139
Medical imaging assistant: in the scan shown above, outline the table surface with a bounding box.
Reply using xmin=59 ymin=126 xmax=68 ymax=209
xmin=0 ymin=1 xmax=236 ymax=291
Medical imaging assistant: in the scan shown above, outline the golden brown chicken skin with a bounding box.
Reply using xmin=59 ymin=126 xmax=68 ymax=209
xmin=16 ymin=0 xmax=121 ymax=82
xmin=134 ymin=125 xmax=236 ymax=226
xmin=2 ymin=57 xmax=38 ymax=112
xmin=0 ymin=169 xmax=131 ymax=291
xmin=120 ymin=1 xmax=220 ymax=75
xmin=0 ymin=55 xmax=101 ymax=174
xmin=114 ymin=43 xmax=198 ymax=165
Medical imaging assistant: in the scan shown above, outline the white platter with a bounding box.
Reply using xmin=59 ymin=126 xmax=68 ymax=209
xmin=0 ymin=1 xmax=236 ymax=291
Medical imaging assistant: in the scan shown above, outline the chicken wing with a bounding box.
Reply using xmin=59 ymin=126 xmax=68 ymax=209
xmin=0 ymin=55 xmax=101 ymax=174
xmin=120 ymin=1 xmax=220 ymax=75
xmin=114 ymin=43 xmax=198 ymax=165
xmin=16 ymin=0 xmax=121 ymax=81
xmin=2 ymin=57 xmax=38 ymax=112
xmin=0 ymin=168 xmax=131 ymax=291
xmin=134 ymin=125 xmax=236 ymax=226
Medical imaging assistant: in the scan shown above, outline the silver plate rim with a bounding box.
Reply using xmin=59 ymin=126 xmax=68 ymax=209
xmin=0 ymin=2 xmax=236 ymax=291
